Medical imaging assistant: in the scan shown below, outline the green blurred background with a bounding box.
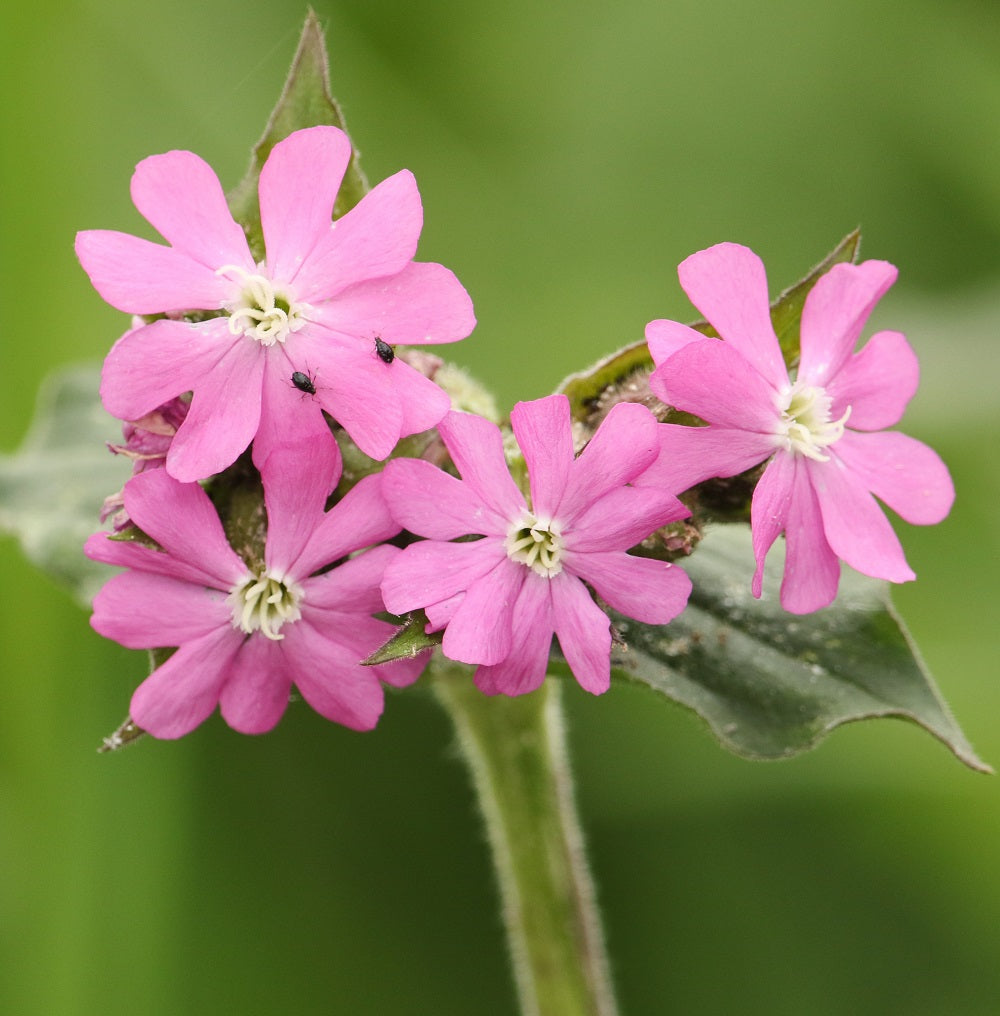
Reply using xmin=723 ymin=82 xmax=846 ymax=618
xmin=2 ymin=1 xmax=999 ymax=1013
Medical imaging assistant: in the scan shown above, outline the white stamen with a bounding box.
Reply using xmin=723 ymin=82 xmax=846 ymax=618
xmin=218 ymin=265 xmax=309 ymax=346
xmin=505 ymin=511 xmax=564 ymax=578
xmin=228 ymin=570 xmax=304 ymax=641
xmin=777 ymin=382 xmax=851 ymax=461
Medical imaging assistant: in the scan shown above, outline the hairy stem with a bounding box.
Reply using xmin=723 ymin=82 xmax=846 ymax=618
xmin=433 ymin=666 xmax=619 ymax=1016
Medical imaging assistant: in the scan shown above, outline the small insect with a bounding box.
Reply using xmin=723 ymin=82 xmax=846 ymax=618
xmin=290 ymin=369 xmax=317 ymax=396
xmin=374 ymin=336 xmax=395 ymax=364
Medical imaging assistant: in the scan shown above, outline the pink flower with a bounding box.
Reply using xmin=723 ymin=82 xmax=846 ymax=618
xmin=85 ymin=441 xmax=422 ymax=738
xmin=101 ymin=395 xmax=189 ymax=531
xmin=76 ymin=126 xmax=476 ymax=482
xmin=380 ymin=395 xmax=692 ymax=696
xmin=643 ymin=242 xmax=954 ymax=613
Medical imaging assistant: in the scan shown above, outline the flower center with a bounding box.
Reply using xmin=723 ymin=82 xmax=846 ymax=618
xmin=505 ymin=511 xmax=564 ymax=578
xmin=228 ymin=570 xmax=304 ymax=641
xmin=218 ymin=265 xmax=308 ymax=346
xmin=777 ymin=382 xmax=851 ymax=462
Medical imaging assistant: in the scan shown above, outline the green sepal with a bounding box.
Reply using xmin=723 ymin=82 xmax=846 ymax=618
xmin=107 ymin=525 xmax=155 ymax=547
xmin=202 ymin=453 xmax=267 ymax=574
xmin=97 ymin=715 xmax=146 ymax=753
xmin=557 ymin=229 xmax=861 ymax=423
xmin=557 ymin=338 xmax=661 ymax=424
xmin=770 ymin=227 xmax=860 ymax=367
xmin=97 ymin=645 xmax=180 ymax=752
xmin=363 ymin=609 xmax=441 ymax=666
xmin=227 ymin=10 xmax=369 ymax=260
xmin=593 ymin=525 xmax=990 ymax=773
xmin=333 ymin=427 xmax=444 ymax=497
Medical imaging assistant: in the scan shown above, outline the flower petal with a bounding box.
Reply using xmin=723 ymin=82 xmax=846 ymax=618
xmin=568 ymin=551 xmax=691 ymax=624
xmin=833 ymin=430 xmax=954 ymax=525
xmin=559 ymin=401 xmax=660 ymax=521
xmin=85 ymin=531 xmax=236 ymax=588
xmin=650 ymin=337 xmax=780 ymax=432
xmin=636 ymin=423 xmax=773 ymax=494
xmin=314 ymin=261 xmax=476 ymax=346
xmin=76 ymin=230 xmax=231 ymax=314
xmin=551 ymin=572 xmax=612 ymax=694
xmin=91 ymin=571 xmax=231 ymax=648
xmin=251 ymin=345 xmax=342 ymax=477
xmin=511 ymin=396 xmax=574 ymax=519
xmin=130 ymin=626 xmax=241 ymax=739
xmin=440 ymin=558 xmax=526 ymax=666
xmin=677 ymin=243 xmax=787 ymax=390
xmin=310 ymin=341 xmax=403 ymax=460
xmin=807 ymin=456 xmax=915 ymax=584
xmin=389 ymin=356 xmax=452 ymax=439
xmin=258 ymin=126 xmax=352 ymax=285
xmin=779 ymin=462 xmax=842 ymax=613
xmin=438 ymin=411 xmax=526 ymax=520
xmin=164 ymin=334 xmax=266 ymax=482
xmin=130 ymin=148 xmax=253 ymax=271
xmin=380 ymin=538 xmax=506 ymax=616
xmin=566 ymin=486 xmax=687 ymax=552
xmin=369 ymin=650 xmax=428 ymax=690
xmin=382 ymin=458 xmax=506 ymax=539
xmin=295 ymin=169 xmax=422 ymax=301
xmin=302 ymin=545 xmax=399 ymax=615
xmin=100 ymin=318 xmax=231 ymax=422
xmin=473 ymin=579 xmax=553 ymax=697
xmin=120 ymin=469 xmax=248 ymax=587
xmin=258 ymin=435 xmax=338 ymax=576
xmin=218 ymin=635 xmax=294 ymax=735
xmin=825 ymin=330 xmax=918 ymax=431
xmin=750 ymin=452 xmax=795 ymax=599
xmin=798 ymin=260 xmax=898 ymax=388
xmin=425 ymin=591 xmax=464 ymax=631
xmin=645 ymin=319 xmax=706 ymax=366
xmin=295 ymin=474 xmax=401 ymax=578
xmin=281 ymin=618 xmax=385 ymax=731
xmin=302 ymin=587 xmax=426 ymax=689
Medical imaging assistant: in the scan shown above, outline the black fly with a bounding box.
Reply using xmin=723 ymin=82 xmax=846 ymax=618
xmin=374 ymin=337 xmax=395 ymax=364
xmin=291 ymin=370 xmax=317 ymax=396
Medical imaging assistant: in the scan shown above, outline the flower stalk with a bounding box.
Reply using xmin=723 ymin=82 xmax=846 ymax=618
xmin=433 ymin=663 xmax=619 ymax=1016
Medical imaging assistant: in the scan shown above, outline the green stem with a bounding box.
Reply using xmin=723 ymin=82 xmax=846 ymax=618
xmin=433 ymin=666 xmax=619 ymax=1016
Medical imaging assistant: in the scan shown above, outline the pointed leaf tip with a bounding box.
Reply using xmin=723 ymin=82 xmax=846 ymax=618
xmin=227 ymin=9 xmax=369 ymax=257
xmin=609 ymin=525 xmax=990 ymax=773
xmin=770 ymin=228 xmax=861 ymax=367
xmin=363 ymin=610 xmax=441 ymax=666
xmin=97 ymin=716 xmax=147 ymax=753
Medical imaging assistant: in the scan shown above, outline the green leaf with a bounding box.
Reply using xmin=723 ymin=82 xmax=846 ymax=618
xmin=0 ymin=364 xmax=127 ymax=606
xmin=604 ymin=525 xmax=990 ymax=773
xmin=227 ymin=10 xmax=369 ymax=259
xmin=363 ymin=609 xmax=441 ymax=666
xmin=557 ymin=229 xmax=861 ymax=422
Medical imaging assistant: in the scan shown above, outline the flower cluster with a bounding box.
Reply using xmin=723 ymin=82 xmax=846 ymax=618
xmin=80 ymin=126 xmax=475 ymax=737
xmin=80 ymin=126 xmax=954 ymax=739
